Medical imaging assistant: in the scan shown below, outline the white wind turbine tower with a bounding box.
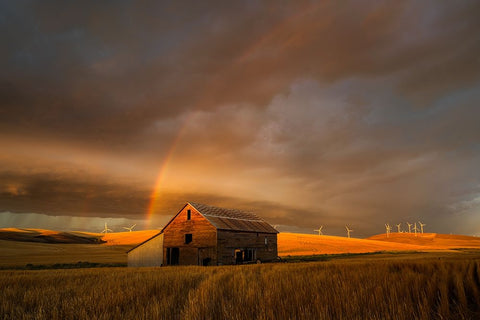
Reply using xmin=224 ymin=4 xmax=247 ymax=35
xmin=345 ymin=225 xmax=353 ymax=238
xmin=396 ymin=223 xmax=401 ymax=233
xmin=418 ymin=221 xmax=426 ymax=234
xmin=101 ymin=222 xmax=113 ymax=234
xmin=406 ymin=222 xmax=412 ymax=233
xmin=413 ymin=223 xmax=419 ymax=237
xmin=314 ymin=226 xmax=324 ymax=235
xmin=385 ymin=224 xmax=392 ymax=238
xmin=123 ymin=224 xmax=136 ymax=232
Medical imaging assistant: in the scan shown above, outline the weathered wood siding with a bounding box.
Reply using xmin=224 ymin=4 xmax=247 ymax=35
xmin=217 ymin=230 xmax=278 ymax=265
xmin=162 ymin=203 xmax=217 ymax=265
xmin=127 ymin=233 xmax=164 ymax=267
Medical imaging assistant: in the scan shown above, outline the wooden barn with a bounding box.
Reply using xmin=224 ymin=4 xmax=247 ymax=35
xmin=127 ymin=202 xmax=278 ymax=267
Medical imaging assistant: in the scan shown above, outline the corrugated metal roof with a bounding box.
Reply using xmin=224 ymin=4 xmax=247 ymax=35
xmin=189 ymin=202 xmax=278 ymax=234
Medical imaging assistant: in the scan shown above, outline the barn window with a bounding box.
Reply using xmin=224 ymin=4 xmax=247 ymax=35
xmin=245 ymin=249 xmax=255 ymax=261
xmin=265 ymin=237 xmax=268 ymax=246
xmin=187 ymin=209 xmax=191 ymax=220
xmin=185 ymin=233 xmax=192 ymax=244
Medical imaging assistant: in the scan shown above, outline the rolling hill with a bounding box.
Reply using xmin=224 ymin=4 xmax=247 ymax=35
xmin=367 ymin=232 xmax=480 ymax=249
xmin=278 ymin=232 xmax=426 ymax=255
xmin=0 ymin=228 xmax=105 ymax=244
xmin=1 ymin=228 xmax=479 ymax=267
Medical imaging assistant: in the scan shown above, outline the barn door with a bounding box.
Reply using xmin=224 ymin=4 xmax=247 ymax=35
xmin=171 ymin=248 xmax=179 ymax=265
xmin=166 ymin=247 xmax=179 ymax=265
xmin=235 ymin=249 xmax=243 ymax=264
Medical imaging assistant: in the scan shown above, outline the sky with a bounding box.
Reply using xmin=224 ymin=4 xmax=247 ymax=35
xmin=1 ymin=1 xmax=480 ymax=237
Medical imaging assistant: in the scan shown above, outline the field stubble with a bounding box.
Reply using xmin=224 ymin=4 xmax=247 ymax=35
xmin=1 ymin=256 xmax=480 ymax=320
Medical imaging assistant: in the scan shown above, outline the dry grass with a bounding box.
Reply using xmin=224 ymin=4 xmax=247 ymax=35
xmin=0 ymin=240 xmax=131 ymax=267
xmin=1 ymin=254 xmax=480 ymax=320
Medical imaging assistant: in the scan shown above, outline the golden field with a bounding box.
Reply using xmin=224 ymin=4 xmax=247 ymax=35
xmin=1 ymin=253 xmax=480 ymax=319
xmin=2 ymin=228 xmax=480 ymax=319
xmin=2 ymin=228 xmax=480 ymax=267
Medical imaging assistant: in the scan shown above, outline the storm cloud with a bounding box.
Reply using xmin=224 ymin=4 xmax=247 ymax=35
xmin=1 ymin=1 xmax=480 ymax=236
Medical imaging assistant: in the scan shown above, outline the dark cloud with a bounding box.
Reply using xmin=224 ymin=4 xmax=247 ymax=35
xmin=0 ymin=171 xmax=148 ymax=218
xmin=0 ymin=169 xmax=339 ymax=233
xmin=1 ymin=1 xmax=480 ymax=236
xmin=2 ymin=1 xmax=479 ymax=147
xmin=1 ymin=164 xmax=474 ymax=236
xmin=167 ymin=79 xmax=480 ymax=235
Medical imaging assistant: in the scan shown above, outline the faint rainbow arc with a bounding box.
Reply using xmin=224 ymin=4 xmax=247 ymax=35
xmin=145 ymin=3 xmax=320 ymax=226
xmin=145 ymin=125 xmax=187 ymax=227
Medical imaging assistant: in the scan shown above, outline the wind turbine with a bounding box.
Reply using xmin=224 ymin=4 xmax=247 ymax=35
xmin=413 ymin=223 xmax=419 ymax=237
xmin=406 ymin=222 xmax=412 ymax=233
xmin=101 ymin=222 xmax=113 ymax=234
xmin=345 ymin=225 xmax=353 ymax=238
xmin=418 ymin=221 xmax=426 ymax=234
xmin=396 ymin=223 xmax=401 ymax=233
xmin=123 ymin=224 xmax=136 ymax=232
xmin=385 ymin=224 xmax=392 ymax=238
xmin=314 ymin=226 xmax=324 ymax=235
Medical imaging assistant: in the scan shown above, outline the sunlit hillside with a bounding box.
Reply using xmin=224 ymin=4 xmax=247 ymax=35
xmin=100 ymin=230 xmax=160 ymax=245
xmin=2 ymin=228 xmax=480 ymax=267
xmin=367 ymin=233 xmax=480 ymax=249
xmin=277 ymin=232 xmax=425 ymax=255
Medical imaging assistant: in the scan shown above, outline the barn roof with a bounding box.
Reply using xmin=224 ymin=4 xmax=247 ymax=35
xmin=189 ymin=202 xmax=278 ymax=234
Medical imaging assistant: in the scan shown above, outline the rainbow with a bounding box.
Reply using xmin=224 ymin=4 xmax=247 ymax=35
xmin=145 ymin=126 xmax=185 ymax=228
xmin=145 ymin=4 xmax=319 ymax=226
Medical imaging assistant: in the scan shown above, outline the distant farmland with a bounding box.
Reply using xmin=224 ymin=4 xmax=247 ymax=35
xmin=1 ymin=253 xmax=480 ymax=320
xmin=3 ymin=228 xmax=480 ymax=268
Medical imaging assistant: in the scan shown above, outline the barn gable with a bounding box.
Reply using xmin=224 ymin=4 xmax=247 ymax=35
xmin=161 ymin=203 xmax=217 ymax=265
xmin=159 ymin=202 xmax=216 ymax=233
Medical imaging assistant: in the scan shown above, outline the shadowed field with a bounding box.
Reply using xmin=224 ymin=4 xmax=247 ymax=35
xmin=0 ymin=228 xmax=160 ymax=245
xmin=1 ymin=253 xmax=479 ymax=320
xmin=0 ymin=240 xmax=131 ymax=267
xmin=0 ymin=228 xmax=105 ymax=244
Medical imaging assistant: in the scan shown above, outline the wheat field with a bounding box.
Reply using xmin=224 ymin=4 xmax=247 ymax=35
xmin=1 ymin=254 xmax=480 ymax=320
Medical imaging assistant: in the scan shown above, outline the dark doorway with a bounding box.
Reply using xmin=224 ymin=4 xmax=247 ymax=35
xmin=167 ymin=247 xmax=179 ymax=265
xmin=235 ymin=249 xmax=243 ymax=264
